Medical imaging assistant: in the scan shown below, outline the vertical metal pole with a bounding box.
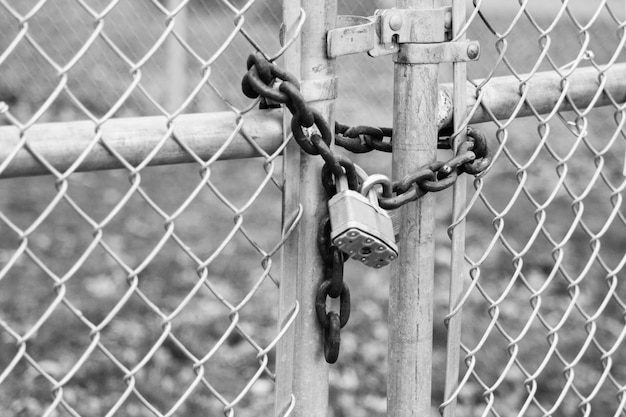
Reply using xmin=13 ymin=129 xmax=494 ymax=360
xmin=276 ymin=2 xmax=302 ymax=416
xmin=166 ymin=0 xmax=187 ymax=110
xmin=388 ymin=1 xmax=438 ymax=416
xmin=277 ymin=1 xmax=336 ymax=416
xmin=443 ymin=0 xmax=468 ymax=415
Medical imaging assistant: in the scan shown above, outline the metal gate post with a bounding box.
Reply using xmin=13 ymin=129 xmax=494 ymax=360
xmin=275 ymin=2 xmax=302 ymax=416
xmin=443 ymin=0 xmax=469 ymax=415
xmin=276 ymin=1 xmax=337 ymax=416
xmin=388 ymin=1 xmax=439 ymax=416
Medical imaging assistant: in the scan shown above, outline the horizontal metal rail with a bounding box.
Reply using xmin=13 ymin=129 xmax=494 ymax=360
xmin=440 ymin=63 xmax=626 ymax=127
xmin=0 ymin=64 xmax=624 ymax=179
xmin=0 ymin=109 xmax=283 ymax=178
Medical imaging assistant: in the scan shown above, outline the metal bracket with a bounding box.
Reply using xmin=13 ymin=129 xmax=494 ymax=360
xmin=396 ymin=42 xmax=480 ymax=64
xmin=377 ymin=7 xmax=450 ymax=44
xmin=327 ymin=15 xmax=397 ymax=58
xmin=327 ymin=8 xmax=480 ymax=64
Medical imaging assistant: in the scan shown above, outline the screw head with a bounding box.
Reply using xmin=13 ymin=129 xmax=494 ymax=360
xmin=389 ymin=14 xmax=403 ymax=31
xmin=467 ymin=43 xmax=480 ymax=60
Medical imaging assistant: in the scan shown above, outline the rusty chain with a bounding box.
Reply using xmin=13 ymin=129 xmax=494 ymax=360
xmin=333 ymin=124 xmax=491 ymax=209
xmin=241 ymin=52 xmax=490 ymax=363
xmin=242 ymin=52 xmax=357 ymax=363
xmin=242 ymin=52 xmax=491 ymax=210
xmin=335 ymin=122 xmax=454 ymax=153
xmin=242 ymin=53 xmax=361 ymax=189
xmin=315 ymin=216 xmax=350 ymax=363
xmin=376 ymin=126 xmax=491 ymax=209
xmin=335 ymin=123 xmax=393 ymax=153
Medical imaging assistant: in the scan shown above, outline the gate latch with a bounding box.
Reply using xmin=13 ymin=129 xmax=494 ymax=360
xmin=327 ymin=8 xmax=480 ymax=64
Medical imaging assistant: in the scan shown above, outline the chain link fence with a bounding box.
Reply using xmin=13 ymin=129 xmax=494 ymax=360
xmin=0 ymin=0 xmax=625 ymax=416
xmin=0 ymin=1 xmax=294 ymax=416
xmin=439 ymin=1 xmax=626 ymax=416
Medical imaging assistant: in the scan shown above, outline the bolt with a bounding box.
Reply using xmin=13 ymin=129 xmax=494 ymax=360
xmin=467 ymin=43 xmax=480 ymax=60
xmin=389 ymin=14 xmax=403 ymax=31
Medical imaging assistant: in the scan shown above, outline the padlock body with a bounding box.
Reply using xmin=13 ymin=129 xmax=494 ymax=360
xmin=328 ymin=190 xmax=398 ymax=268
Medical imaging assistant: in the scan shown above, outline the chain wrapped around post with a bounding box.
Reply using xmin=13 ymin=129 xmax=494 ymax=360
xmin=242 ymin=51 xmax=491 ymax=211
xmin=243 ymin=52 xmax=358 ymax=363
xmin=374 ymin=126 xmax=491 ymax=210
xmin=335 ymin=122 xmax=453 ymax=153
xmin=241 ymin=52 xmax=491 ymax=363
xmin=242 ymin=52 xmax=360 ymax=188
xmin=335 ymin=122 xmax=393 ymax=153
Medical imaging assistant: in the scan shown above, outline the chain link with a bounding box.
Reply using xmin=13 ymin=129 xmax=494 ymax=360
xmin=242 ymin=52 xmax=491 ymax=209
xmin=335 ymin=122 xmax=454 ymax=153
xmin=243 ymin=52 xmax=360 ymax=190
xmin=244 ymin=52 xmax=362 ymax=364
xmin=335 ymin=122 xmax=393 ymax=153
xmin=316 ymin=216 xmax=350 ymax=363
xmin=377 ymin=127 xmax=491 ymax=210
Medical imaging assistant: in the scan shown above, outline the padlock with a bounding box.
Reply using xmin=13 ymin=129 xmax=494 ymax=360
xmin=328 ymin=172 xmax=398 ymax=268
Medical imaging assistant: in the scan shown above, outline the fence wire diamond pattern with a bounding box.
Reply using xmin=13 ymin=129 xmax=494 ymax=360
xmin=441 ymin=2 xmax=626 ymax=417
xmin=0 ymin=1 xmax=301 ymax=416
xmin=1 ymin=0 xmax=626 ymax=417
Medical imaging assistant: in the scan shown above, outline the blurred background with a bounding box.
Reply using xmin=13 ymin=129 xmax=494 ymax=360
xmin=0 ymin=0 xmax=625 ymax=416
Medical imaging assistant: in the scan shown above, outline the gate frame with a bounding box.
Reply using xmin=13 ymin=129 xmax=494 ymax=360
xmin=1 ymin=2 xmax=625 ymax=415
xmin=276 ymin=1 xmax=337 ymax=416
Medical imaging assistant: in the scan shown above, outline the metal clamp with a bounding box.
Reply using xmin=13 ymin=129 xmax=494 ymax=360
xmin=327 ymin=15 xmax=395 ymax=58
xmin=327 ymin=8 xmax=480 ymax=64
xmin=377 ymin=7 xmax=451 ymax=44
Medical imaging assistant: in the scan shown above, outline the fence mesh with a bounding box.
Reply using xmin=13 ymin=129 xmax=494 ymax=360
xmin=440 ymin=2 xmax=626 ymax=417
xmin=0 ymin=1 xmax=297 ymax=416
xmin=1 ymin=0 xmax=626 ymax=416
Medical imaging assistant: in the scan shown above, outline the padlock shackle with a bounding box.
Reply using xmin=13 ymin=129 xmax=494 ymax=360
xmin=353 ymin=164 xmax=369 ymax=181
xmin=360 ymin=174 xmax=393 ymax=198
xmin=336 ymin=171 xmax=349 ymax=191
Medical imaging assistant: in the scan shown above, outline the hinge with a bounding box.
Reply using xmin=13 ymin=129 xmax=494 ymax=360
xmin=327 ymin=8 xmax=480 ymax=64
